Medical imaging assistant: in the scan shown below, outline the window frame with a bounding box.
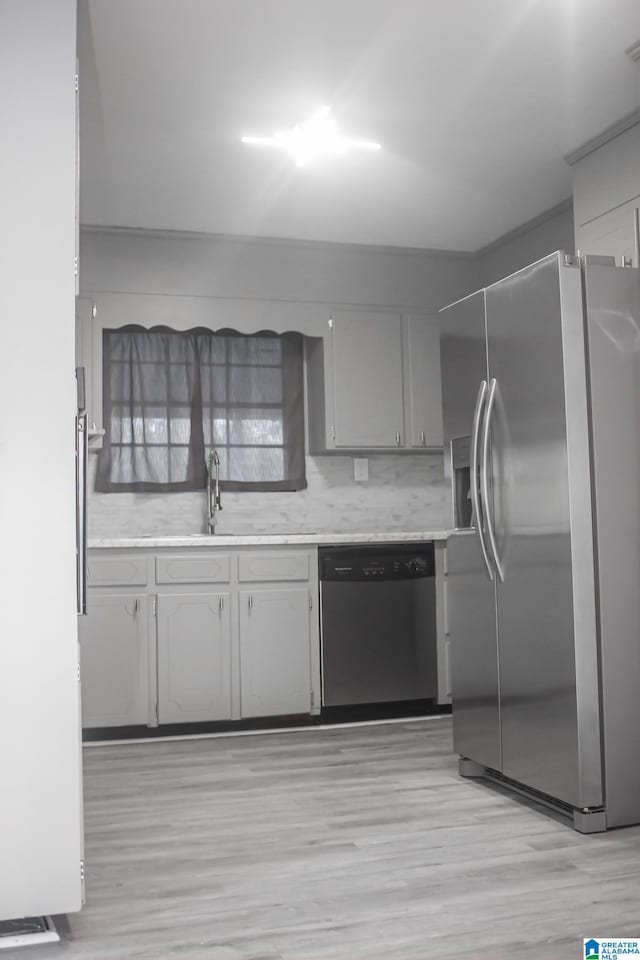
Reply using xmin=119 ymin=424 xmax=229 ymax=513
xmin=95 ymin=325 xmax=307 ymax=493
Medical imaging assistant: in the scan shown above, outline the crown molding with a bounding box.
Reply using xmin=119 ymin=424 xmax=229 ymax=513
xmin=564 ymin=109 xmax=640 ymax=166
xmin=625 ymin=39 xmax=640 ymax=63
xmin=474 ymin=197 xmax=573 ymax=259
xmin=79 ymin=224 xmax=477 ymax=261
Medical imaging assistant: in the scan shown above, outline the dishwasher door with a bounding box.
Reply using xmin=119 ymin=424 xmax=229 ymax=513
xmin=320 ymin=577 xmax=437 ymax=707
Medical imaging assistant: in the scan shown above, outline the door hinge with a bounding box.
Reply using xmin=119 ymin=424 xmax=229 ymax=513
xmin=152 ymin=596 xmax=157 ymax=617
xmin=74 ymin=74 xmax=79 ymax=93
xmin=80 ymin=859 xmax=85 ymax=881
xmin=310 ymin=690 xmax=315 ymax=708
xmin=328 ymin=315 xmax=333 ymax=329
xmin=330 ymin=425 xmax=335 ymax=440
xmin=74 ymin=256 xmax=78 ymax=277
xmin=309 ymin=592 xmax=313 ymax=611
xmin=155 ymin=702 xmax=159 ymax=723
xmin=77 ymin=662 xmax=81 ymax=682
xmin=91 ymin=302 xmax=97 ymax=319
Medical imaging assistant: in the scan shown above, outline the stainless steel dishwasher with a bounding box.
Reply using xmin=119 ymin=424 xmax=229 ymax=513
xmin=319 ymin=543 xmax=437 ymax=711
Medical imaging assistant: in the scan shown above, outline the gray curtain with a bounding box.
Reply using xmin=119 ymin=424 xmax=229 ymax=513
xmin=96 ymin=327 xmax=306 ymax=493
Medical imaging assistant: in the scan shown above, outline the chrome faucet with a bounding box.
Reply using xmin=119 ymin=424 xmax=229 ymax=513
xmin=207 ymin=450 xmax=222 ymax=533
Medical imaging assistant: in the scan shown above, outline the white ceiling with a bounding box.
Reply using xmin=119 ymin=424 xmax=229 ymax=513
xmin=78 ymin=0 xmax=640 ymax=252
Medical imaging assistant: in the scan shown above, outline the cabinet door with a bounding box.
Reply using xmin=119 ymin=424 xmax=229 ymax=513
xmin=157 ymin=593 xmax=231 ymax=724
xmin=331 ymin=309 xmax=404 ymax=447
xmin=577 ymin=200 xmax=640 ymax=267
xmin=404 ymin=315 xmax=443 ymax=447
xmin=239 ymin=587 xmax=311 ymax=717
xmin=79 ymin=593 xmax=149 ymax=727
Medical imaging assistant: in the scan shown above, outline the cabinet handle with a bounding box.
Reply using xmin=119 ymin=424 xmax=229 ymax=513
xmin=248 ymin=594 xmax=253 ymax=611
xmin=218 ymin=596 xmax=224 ymax=615
xmin=396 ymin=431 xmax=401 ymax=445
xmin=134 ymin=598 xmax=140 ymax=615
xmin=420 ymin=430 xmax=426 ymax=446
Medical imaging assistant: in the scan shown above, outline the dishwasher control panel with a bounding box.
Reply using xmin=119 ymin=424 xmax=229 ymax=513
xmin=319 ymin=544 xmax=434 ymax=581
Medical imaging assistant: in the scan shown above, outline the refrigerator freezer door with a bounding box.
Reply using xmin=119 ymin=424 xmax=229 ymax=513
xmin=441 ymin=288 xmax=501 ymax=770
xmin=585 ymin=259 xmax=640 ymax=827
xmin=448 ymin=532 xmax=501 ymax=770
xmin=485 ymin=253 xmax=601 ymax=808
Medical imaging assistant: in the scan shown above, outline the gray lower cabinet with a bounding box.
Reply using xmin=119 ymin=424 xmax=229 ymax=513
xmin=156 ymin=592 xmax=232 ymax=723
xmin=239 ymin=587 xmax=312 ymax=717
xmin=79 ymin=593 xmax=149 ymax=727
xmin=81 ymin=547 xmax=320 ymax=727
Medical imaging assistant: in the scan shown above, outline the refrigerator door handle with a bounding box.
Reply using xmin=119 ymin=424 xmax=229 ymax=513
xmin=76 ymin=413 xmax=88 ymax=615
xmin=471 ymin=379 xmax=494 ymax=581
xmin=481 ymin=378 xmax=505 ymax=583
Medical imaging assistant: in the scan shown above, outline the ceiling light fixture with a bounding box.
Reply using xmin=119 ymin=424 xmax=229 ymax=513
xmin=241 ymin=106 xmax=381 ymax=167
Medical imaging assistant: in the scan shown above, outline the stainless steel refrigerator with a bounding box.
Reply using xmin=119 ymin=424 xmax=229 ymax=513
xmin=440 ymin=251 xmax=640 ymax=832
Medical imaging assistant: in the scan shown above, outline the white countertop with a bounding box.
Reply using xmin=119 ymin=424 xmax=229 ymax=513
xmin=88 ymin=530 xmax=450 ymax=549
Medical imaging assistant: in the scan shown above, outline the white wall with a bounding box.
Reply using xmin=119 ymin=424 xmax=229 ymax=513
xmin=80 ymin=227 xmax=479 ymax=311
xmin=0 ymin=0 xmax=82 ymax=919
xmin=80 ymin=228 xmax=475 ymax=536
xmin=477 ymin=200 xmax=575 ymax=287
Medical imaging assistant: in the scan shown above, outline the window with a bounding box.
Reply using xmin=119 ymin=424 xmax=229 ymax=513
xmin=96 ymin=327 xmax=306 ymax=492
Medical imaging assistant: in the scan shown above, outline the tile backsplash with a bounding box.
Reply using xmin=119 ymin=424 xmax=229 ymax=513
xmin=87 ymin=452 xmax=451 ymax=537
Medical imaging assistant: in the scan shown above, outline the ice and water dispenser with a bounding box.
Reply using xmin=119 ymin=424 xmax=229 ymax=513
xmin=451 ymin=436 xmax=474 ymax=530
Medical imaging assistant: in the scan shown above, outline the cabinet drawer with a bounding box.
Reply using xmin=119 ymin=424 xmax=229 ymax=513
xmin=87 ymin=554 xmax=149 ymax=587
xmin=238 ymin=552 xmax=309 ymax=583
xmin=155 ymin=553 xmax=231 ymax=584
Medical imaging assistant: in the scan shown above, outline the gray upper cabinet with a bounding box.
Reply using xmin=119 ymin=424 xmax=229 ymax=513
xmin=403 ymin=315 xmax=443 ymax=448
xmin=572 ymin=123 xmax=640 ymax=230
xmin=571 ymin=122 xmax=640 ymax=266
xmin=79 ymin=593 xmax=150 ymax=727
xmin=331 ymin=309 xmax=405 ymax=448
xmin=156 ymin=592 xmax=232 ymax=724
xmin=576 ymin=199 xmax=640 ymax=267
xmin=239 ymin=587 xmax=312 ymax=718
xmin=307 ymin=308 xmax=443 ymax=452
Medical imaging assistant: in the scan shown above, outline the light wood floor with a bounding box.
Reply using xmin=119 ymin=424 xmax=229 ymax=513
xmin=11 ymin=718 xmax=640 ymax=959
